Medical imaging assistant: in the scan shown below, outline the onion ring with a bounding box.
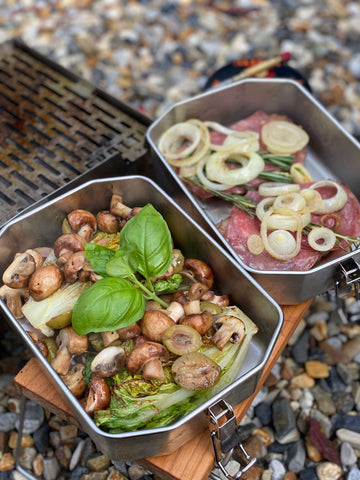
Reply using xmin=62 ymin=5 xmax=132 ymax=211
xmin=205 ymin=148 xmax=265 ymax=186
xmin=307 ymin=227 xmax=336 ymax=252
xmin=290 ymin=162 xmax=313 ymax=184
xmin=309 ymin=180 xmax=348 ymax=214
xmin=196 ymin=156 xmax=231 ymax=191
xmin=261 ymin=120 xmax=309 ymax=155
xmin=258 ymin=182 xmax=300 ymax=197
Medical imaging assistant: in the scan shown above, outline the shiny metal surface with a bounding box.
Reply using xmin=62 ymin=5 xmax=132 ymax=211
xmin=0 ymin=176 xmax=282 ymax=460
xmin=147 ymin=79 xmax=360 ymax=304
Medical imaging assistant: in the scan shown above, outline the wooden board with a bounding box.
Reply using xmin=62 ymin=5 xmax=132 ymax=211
xmin=15 ymin=299 xmax=312 ymax=480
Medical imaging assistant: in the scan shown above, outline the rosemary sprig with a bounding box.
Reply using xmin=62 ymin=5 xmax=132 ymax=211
xmin=258 ymin=151 xmax=294 ymax=170
xmin=186 ymin=176 xmax=256 ymax=217
xmin=259 ymin=170 xmax=293 ymax=183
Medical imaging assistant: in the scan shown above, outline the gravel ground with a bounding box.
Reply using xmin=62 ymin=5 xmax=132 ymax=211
xmin=0 ymin=1 xmax=360 ymax=480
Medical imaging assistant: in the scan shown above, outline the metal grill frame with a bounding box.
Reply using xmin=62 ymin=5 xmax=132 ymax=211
xmin=0 ymin=39 xmax=151 ymax=225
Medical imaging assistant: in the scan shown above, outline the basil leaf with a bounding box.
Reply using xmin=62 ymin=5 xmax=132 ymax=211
xmin=119 ymin=204 xmax=172 ymax=280
xmin=106 ymin=253 xmax=138 ymax=278
xmin=72 ymin=277 xmax=145 ymax=335
xmin=85 ymin=243 xmax=116 ymax=277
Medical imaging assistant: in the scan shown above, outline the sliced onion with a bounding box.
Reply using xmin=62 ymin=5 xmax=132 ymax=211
xmin=179 ymin=164 xmax=197 ymax=178
xmin=158 ymin=122 xmax=201 ymax=160
xmin=256 ymin=197 xmax=275 ymax=221
xmin=258 ymin=182 xmax=300 ymax=197
xmin=261 ymin=208 xmax=302 ymax=260
xmin=267 ymin=230 xmax=297 ymax=256
xmin=307 ymin=226 xmax=336 ymax=252
xmin=301 ymin=189 xmax=323 ymax=213
xmin=206 ymin=149 xmax=265 ymax=186
xmin=290 ymin=162 xmax=313 ymax=184
xmin=261 ymin=120 xmax=309 ymax=155
xmin=247 ymin=234 xmax=264 ymax=255
xmin=196 ymin=155 xmax=231 ymax=191
xmin=204 ymin=121 xmax=236 ymax=136
xmin=309 ymin=180 xmax=348 ymax=214
xmin=266 ymin=211 xmax=310 ymax=231
xmin=273 ymin=193 xmax=306 ymax=212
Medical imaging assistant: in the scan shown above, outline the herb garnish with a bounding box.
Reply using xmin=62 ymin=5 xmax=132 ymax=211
xmin=72 ymin=204 xmax=172 ymax=335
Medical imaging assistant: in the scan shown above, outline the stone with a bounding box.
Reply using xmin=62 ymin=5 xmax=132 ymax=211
xmin=342 ymin=338 xmax=360 ymax=360
xmin=16 ymin=401 xmax=45 ymax=435
xmin=8 ymin=431 xmax=34 ymax=449
xmin=286 ymin=439 xmax=306 ymax=473
xmin=59 ymin=424 xmax=78 ymax=441
xmin=107 ymin=469 xmax=127 ymax=480
xmin=0 ymin=453 xmax=15 ymax=472
xmin=272 ymin=397 xmax=298 ymax=443
xmin=268 ymin=458 xmax=286 ymax=480
xmin=336 ymin=428 xmax=360 ymax=449
xmin=332 ymin=413 xmax=360 ymax=433
xmin=305 ymin=361 xmax=329 ymax=378
xmin=316 ymin=462 xmax=342 ymax=480
xmin=298 ymin=466 xmax=318 ymax=480
xmin=309 ymin=418 xmax=340 ymax=464
xmin=19 ymin=446 xmax=37 ymax=471
xmin=347 ymin=468 xmax=360 ymax=480
xmin=290 ymin=373 xmax=315 ymax=388
xmin=87 ymin=454 xmax=111 ymax=472
xmin=254 ymin=403 xmax=272 ymax=426
xmin=340 ymin=441 xmax=357 ymax=467
xmin=0 ymin=412 xmax=19 ymax=433
xmin=310 ymin=385 xmax=336 ymax=416
xmin=32 ymin=453 xmax=44 ymax=477
xmin=291 ymin=330 xmax=309 ymax=364
xmin=43 ymin=456 xmax=61 ymax=480
xmin=305 ymin=434 xmax=323 ymax=462
xmin=70 ymin=439 xmax=86 ymax=471
xmin=332 ymin=391 xmax=355 ymax=414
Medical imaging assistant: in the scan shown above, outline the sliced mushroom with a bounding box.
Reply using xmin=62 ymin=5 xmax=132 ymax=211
xmin=51 ymin=345 xmax=72 ymax=375
xmin=28 ymin=264 xmax=64 ymax=301
xmin=91 ymin=346 xmax=126 ymax=377
xmin=67 ymin=209 xmax=97 ymax=242
xmin=0 ymin=285 xmax=28 ymax=318
xmin=54 ymin=233 xmax=86 ymax=267
xmin=61 ymin=363 xmax=87 ymax=398
xmin=140 ymin=310 xmax=175 ymax=343
xmin=85 ymin=376 xmax=111 ymax=415
xmin=162 ymin=325 xmax=202 ymax=355
xmin=110 ymin=194 xmax=133 ymax=218
xmin=212 ymin=315 xmax=245 ymax=351
xmin=172 ymin=352 xmax=221 ymax=391
xmin=183 ymin=258 xmax=214 ymax=289
xmin=180 ymin=311 xmax=213 ymax=335
xmin=127 ymin=341 xmax=169 ymax=381
xmin=96 ymin=210 xmax=119 ymax=233
xmin=56 ymin=326 xmax=88 ymax=355
xmin=2 ymin=251 xmax=38 ymax=288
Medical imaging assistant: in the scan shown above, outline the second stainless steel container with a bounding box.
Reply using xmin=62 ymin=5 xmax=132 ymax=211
xmin=147 ymin=79 xmax=360 ymax=305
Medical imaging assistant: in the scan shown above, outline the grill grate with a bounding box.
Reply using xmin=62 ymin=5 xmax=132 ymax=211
xmin=0 ymin=40 xmax=150 ymax=225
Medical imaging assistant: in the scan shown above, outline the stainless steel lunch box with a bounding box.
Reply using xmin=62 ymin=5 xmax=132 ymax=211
xmin=0 ymin=176 xmax=283 ymax=460
xmin=147 ymin=79 xmax=360 ymax=305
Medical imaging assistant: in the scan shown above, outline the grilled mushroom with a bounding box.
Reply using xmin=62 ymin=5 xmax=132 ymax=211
xmin=172 ymin=352 xmax=221 ymax=390
xmin=96 ymin=210 xmax=119 ymax=233
xmin=162 ymin=325 xmax=202 ymax=355
xmin=183 ymin=258 xmax=214 ymax=289
xmin=110 ymin=194 xmax=133 ymax=218
xmin=212 ymin=315 xmax=245 ymax=351
xmin=140 ymin=310 xmax=175 ymax=343
xmin=180 ymin=311 xmax=213 ymax=335
xmin=67 ymin=209 xmax=97 ymax=242
xmin=2 ymin=251 xmax=39 ymax=289
xmin=85 ymin=376 xmax=111 ymax=415
xmin=127 ymin=341 xmax=169 ymax=381
xmin=91 ymin=346 xmax=126 ymax=377
xmin=0 ymin=285 xmax=28 ymax=318
xmin=28 ymin=264 xmax=63 ymax=301
xmin=61 ymin=363 xmax=87 ymax=398
xmin=54 ymin=233 xmax=86 ymax=267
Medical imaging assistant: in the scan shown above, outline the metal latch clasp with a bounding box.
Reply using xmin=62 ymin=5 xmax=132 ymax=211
xmin=207 ymin=399 xmax=256 ymax=479
xmin=334 ymin=258 xmax=360 ymax=322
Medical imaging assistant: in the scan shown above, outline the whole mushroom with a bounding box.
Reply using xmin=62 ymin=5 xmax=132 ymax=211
xmin=0 ymin=285 xmax=29 ymax=318
xmin=140 ymin=310 xmax=175 ymax=343
xmin=127 ymin=341 xmax=169 ymax=381
xmin=85 ymin=376 xmax=111 ymax=415
xmin=54 ymin=233 xmax=86 ymax=267
xmin=28 ymin=264 xmax=64 ymax=301
xmin=67 ymin=209 xmax=97 ymax=242
xmin=96 ymin=210 xmax=119 ymax=233
xmin=183 ymin=258 xmax=214 ymax=289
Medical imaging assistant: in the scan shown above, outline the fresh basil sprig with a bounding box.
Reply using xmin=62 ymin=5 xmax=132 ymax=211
xmin=72 ymin=204 xmax=173 ymax=335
